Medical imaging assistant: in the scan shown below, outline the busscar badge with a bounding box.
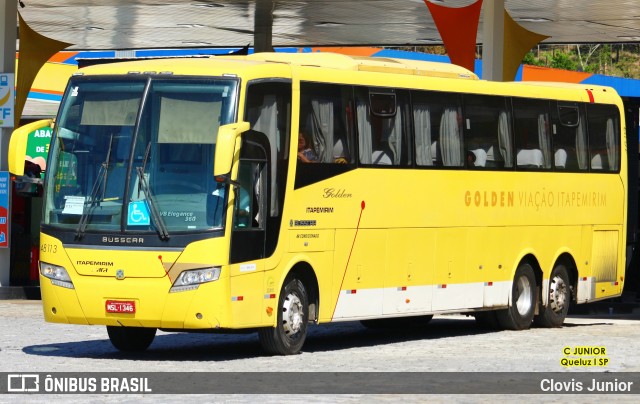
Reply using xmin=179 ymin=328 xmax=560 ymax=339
xmin=115 ymin=269 xmax=125 ymax=280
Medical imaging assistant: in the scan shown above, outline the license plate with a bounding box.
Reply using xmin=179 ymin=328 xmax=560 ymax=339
xmin=105 ymin=300 xmax=136 ymax=314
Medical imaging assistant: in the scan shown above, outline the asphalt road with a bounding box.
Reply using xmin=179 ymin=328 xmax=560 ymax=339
xmin=0 ymin=300 xmax=639 ymax=403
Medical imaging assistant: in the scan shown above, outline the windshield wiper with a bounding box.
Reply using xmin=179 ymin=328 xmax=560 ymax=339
xmin=135 ymin=166 xmax=170 ymax=240
xmin=75 ymin=135 xmax=114 ymax=239
xmin=136 ymin=141 xmax=170 ymax=240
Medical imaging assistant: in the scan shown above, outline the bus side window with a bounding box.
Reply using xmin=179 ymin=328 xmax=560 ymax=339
xmin=356 ymin=87 xmax=409 ymax=166
xmin=586 ymin=104 xmax=620 ymax=172
xmin=411 ymin=90 xmax=461 ymax=167
xmin=300 ymin=83 xmax=355 ymax=164
xmin=462 ymin=94 xmax=512 ymax=169
xmin=245 ymin=80 xmax=291 ymax=221
xmin=513 ymin=98 xmax=551 ymax=170
xmin=553 ymin=102 xmax=588 ymax=171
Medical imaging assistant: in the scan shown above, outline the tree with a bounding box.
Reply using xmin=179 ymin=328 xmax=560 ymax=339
xmin=576 ymin=44 xmax=600 ymax=71
xmin=522 ymin=51 xmax=544 ymax=66
xmin=550 ymin=52 xmax=577 ymax=71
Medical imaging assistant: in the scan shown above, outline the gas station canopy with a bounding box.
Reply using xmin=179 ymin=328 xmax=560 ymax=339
xmin=16 ymin=0 xmax=640 ymax=50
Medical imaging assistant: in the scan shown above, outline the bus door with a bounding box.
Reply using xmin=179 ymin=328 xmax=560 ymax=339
xmin=230 ymin=131 xmax=270 ymax=263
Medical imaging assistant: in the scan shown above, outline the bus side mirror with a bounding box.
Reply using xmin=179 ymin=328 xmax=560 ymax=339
xmin=8 ymin=119 xmax=53 ymax=176
xmin=214 ymin=121 xmax=250 ymax=177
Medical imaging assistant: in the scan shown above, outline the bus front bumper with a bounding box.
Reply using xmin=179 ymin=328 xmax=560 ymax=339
xmin=39 ymin=274 xmax=231 ymax=330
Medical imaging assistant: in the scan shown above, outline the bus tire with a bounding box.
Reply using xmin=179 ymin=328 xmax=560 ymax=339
xmin=496 ymin=262 xmax=536 ymax=330
xmin=258 ymin=277 xmax=309 ymax=355
xmin=534 ymin=264 xmax=571 ymax=328
xmin=106 ymin=326 xmax=156 ymax=352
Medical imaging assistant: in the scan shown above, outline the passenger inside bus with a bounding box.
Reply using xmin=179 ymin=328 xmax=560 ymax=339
xmin=297 ymin=130 xmax=318 ymax=163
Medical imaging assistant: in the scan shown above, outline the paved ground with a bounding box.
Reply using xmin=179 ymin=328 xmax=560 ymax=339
xmin=0 ymin=300 xmax=639 ymax=403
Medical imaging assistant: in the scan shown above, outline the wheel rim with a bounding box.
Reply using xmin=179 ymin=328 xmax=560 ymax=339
xmin=549 ymin=276 xmax=568 ymax=313
xmin=515 ymin=275 xmax=533 ymax=316
xmin=282 ymin=292 xmax=304 ymax=337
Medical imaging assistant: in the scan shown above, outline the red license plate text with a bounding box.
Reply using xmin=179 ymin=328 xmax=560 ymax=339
xmin=105 ymin=300 xmax=136 ymax=313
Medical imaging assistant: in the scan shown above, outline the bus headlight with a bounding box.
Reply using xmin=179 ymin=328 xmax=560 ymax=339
xmin=40 ymin=261 xmax=74 ymax=289
xmin=171 ymin=267 xmax=221 ymax=293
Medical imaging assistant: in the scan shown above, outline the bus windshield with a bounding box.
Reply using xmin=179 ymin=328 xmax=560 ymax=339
xmin=43 ymin=77 xmax=238 ymax=236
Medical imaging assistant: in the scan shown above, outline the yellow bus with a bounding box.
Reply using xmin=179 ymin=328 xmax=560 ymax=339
xmin=9 ymin=52 xmax=627 ymax=355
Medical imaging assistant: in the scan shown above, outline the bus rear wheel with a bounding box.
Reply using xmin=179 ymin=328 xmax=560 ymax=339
xmin=106 ymin=326 xmax=156 ymax=352
xmin=496 ymin=262 xmax=536 ymax=330
xmin=534 ymin=264 xmax=571 ymax=327
xmin=258 ymin=277 xmax=309 ymax=355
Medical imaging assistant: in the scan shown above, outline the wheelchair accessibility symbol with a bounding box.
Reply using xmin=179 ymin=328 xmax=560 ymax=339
xmin=128 ymin=201 xmax=150 ymax=226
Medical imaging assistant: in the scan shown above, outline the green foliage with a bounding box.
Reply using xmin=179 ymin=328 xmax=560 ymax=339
xmin=522 ymin=52 xmax=544 ymax=67
xmin=550 ymin=52 xmax=577 ymax=71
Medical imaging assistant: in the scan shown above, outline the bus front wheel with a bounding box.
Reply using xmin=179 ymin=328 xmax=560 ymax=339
xmin=106 ymin=326 xmax=156 ymax=352
xmin=258 ymin=277 xmax=309 ymax=355
xmin=534 ymin=264 xmax=571 ymax=327
xmin=496 ymin=262 xmax=536 ymax=330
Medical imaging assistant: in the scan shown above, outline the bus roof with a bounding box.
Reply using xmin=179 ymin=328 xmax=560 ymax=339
xmin=241 ymin=52 xmax=479 ymax=80
xmin=73 ymin=52 xmax=620 ymax=104
xmin=74 ymin=52 xmax=479 ymax=81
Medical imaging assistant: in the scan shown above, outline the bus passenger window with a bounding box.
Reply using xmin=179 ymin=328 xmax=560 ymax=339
xmin=513 ymin=98 xmax=551 ymax=170
xmin=463 ymin=95 xmax=512 ymax=169
xmin=355 ymin=88 xmax=408 ymax=166
xmin=552 ymin=102 xmax=588 ymax=171
xmin=586 ymin=104 xmax=620 ymax=172
xmin=411 ymin=91 xmax=461 ymax=167
xmin=300 ymin=83 xmax=355 ymax=164
xmin=245 ymin=81 xmax=291 ymax=220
